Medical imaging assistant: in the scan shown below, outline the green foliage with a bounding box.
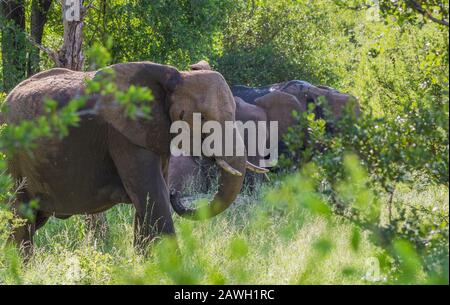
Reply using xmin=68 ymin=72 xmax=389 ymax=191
xmin=281 ymin=89 xmax=448 ymax=284
xmin=334 ymin=0 xmax=449 ymax=26
xmin=85 ymin=39 xmax=113 ymax=70
xmin=272 ymin=154 xmax=448 ymax=283
xmin=0 ymin=1 xmax=28 ymax=92
xmin=80 ymin=0 xmax=237 ymax=69
xmin=0 ymin=178 xmax=385 ymax=285
xmin=272 ymin=3 xmax=448 ymax=281
xmin=217 ymin=0 xmax=344 ymax=86
xmin=86 ymin=68 xmax=154 ymax=120
xmin=378 ymin=0 xmax=449 ymax=26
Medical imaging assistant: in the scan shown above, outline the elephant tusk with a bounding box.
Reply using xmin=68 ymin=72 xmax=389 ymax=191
xmin=246 ymin=161 xmax=269 ymax=174
xmin=216 ymin=159 xmax=243 ymax=176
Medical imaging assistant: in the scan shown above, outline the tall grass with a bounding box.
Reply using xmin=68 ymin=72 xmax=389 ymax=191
xmin=1 ymin=176 xmax=446 ymax=285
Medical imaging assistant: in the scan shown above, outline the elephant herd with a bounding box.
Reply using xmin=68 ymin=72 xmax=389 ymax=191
xmin=2 ymin=60 xmax=359 ymax=254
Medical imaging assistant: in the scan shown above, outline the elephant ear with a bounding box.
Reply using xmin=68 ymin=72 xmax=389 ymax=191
xmin=95 ymin=62 xmax=181 ymax=149
xmin=189 ymin=60 xmax=212 ymax=71
xmin=100 ymin=61 xmax=181 ymax=94
xmin=254 ymin=91 xmax=306 ymax=138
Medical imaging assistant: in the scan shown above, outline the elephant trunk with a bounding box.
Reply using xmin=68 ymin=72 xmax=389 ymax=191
xmin=170 ymin=129 xmax=248 ymax=220
xmin=170 ymin=154 xmax=246 ymax=220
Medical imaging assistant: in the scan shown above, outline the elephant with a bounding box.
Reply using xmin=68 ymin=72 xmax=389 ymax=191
xmin=232 ymin=80 xmax=361 ymax=163
xmin=232 ymin=81 xmax=360 ymax=120
xmin=4 ymin=61 xmax=265 ymax=254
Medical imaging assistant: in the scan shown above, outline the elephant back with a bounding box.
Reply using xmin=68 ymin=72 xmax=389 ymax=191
xmin=232 ymin=84 xmax=279 ymax=104
xmin=5 ymin=68 xmax=94 ymax=124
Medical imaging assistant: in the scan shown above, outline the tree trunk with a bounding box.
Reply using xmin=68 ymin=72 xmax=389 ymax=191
xmin=0 ymin=0 xmax=27 ymax=92
xmin=57 ymin=1 xmax=108 ymax=234
xmin=28 ymin=0 xmax=53 ymax=76
xmin=57 ymin=0 xmax=84 ymax=70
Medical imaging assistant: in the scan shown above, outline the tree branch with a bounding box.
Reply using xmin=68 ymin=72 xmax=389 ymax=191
xmin=406 ymin=0 xmax=449 ymax=26
xmin=0 ymin=21 xmax=61 ymax=66
xmin=25 ymin=34 xmax=62 ymax=66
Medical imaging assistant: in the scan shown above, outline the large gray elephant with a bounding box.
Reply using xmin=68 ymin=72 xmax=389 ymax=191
xmin=4 ymin=61 xmax=264 ymax=254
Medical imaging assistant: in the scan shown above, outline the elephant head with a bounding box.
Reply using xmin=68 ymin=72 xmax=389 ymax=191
xmin=234 ymin=91 xmax=306 ymax=167
xmin=281 ymin=82 xmax=360 ymax=120
xmin=250 ymin=91 xmax=306 ymax=139
xmin=97 ymin=61 xmax=263 ymax=220
xmin=189 ymin=60 xmax=212 ymax=71
xmin=314 ymin=85 xmax=360 ymax=119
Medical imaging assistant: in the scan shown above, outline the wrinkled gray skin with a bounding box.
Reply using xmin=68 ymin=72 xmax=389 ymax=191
xmin=5 ymin=61 xmax=253 ymax=254
xmin=168 ymin=62 xmax=360 ymax=196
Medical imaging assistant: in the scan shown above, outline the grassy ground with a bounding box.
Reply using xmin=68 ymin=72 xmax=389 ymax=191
xmin=1 ymin=175 xmax=448 ymax=284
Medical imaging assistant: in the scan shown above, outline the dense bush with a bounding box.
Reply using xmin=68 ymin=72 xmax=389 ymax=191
xmin=276 ymin=11 xmax=449 ymax=277
xmin=214 ymin=0 xmax=449 ymax=283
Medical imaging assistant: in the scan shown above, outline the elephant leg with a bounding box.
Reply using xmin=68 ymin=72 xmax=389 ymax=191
xmin=109 ymin=132 xmax=175 ymax=250
xmin=10 ymin=192 xmax=36 ymax=258
xmin=85 ymin=213 xmax=109 ymax=240
xmin=34 ymin=211 xmax=49 ymax=231
xmin=11 ymin=218 xmax=35 ymax=258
